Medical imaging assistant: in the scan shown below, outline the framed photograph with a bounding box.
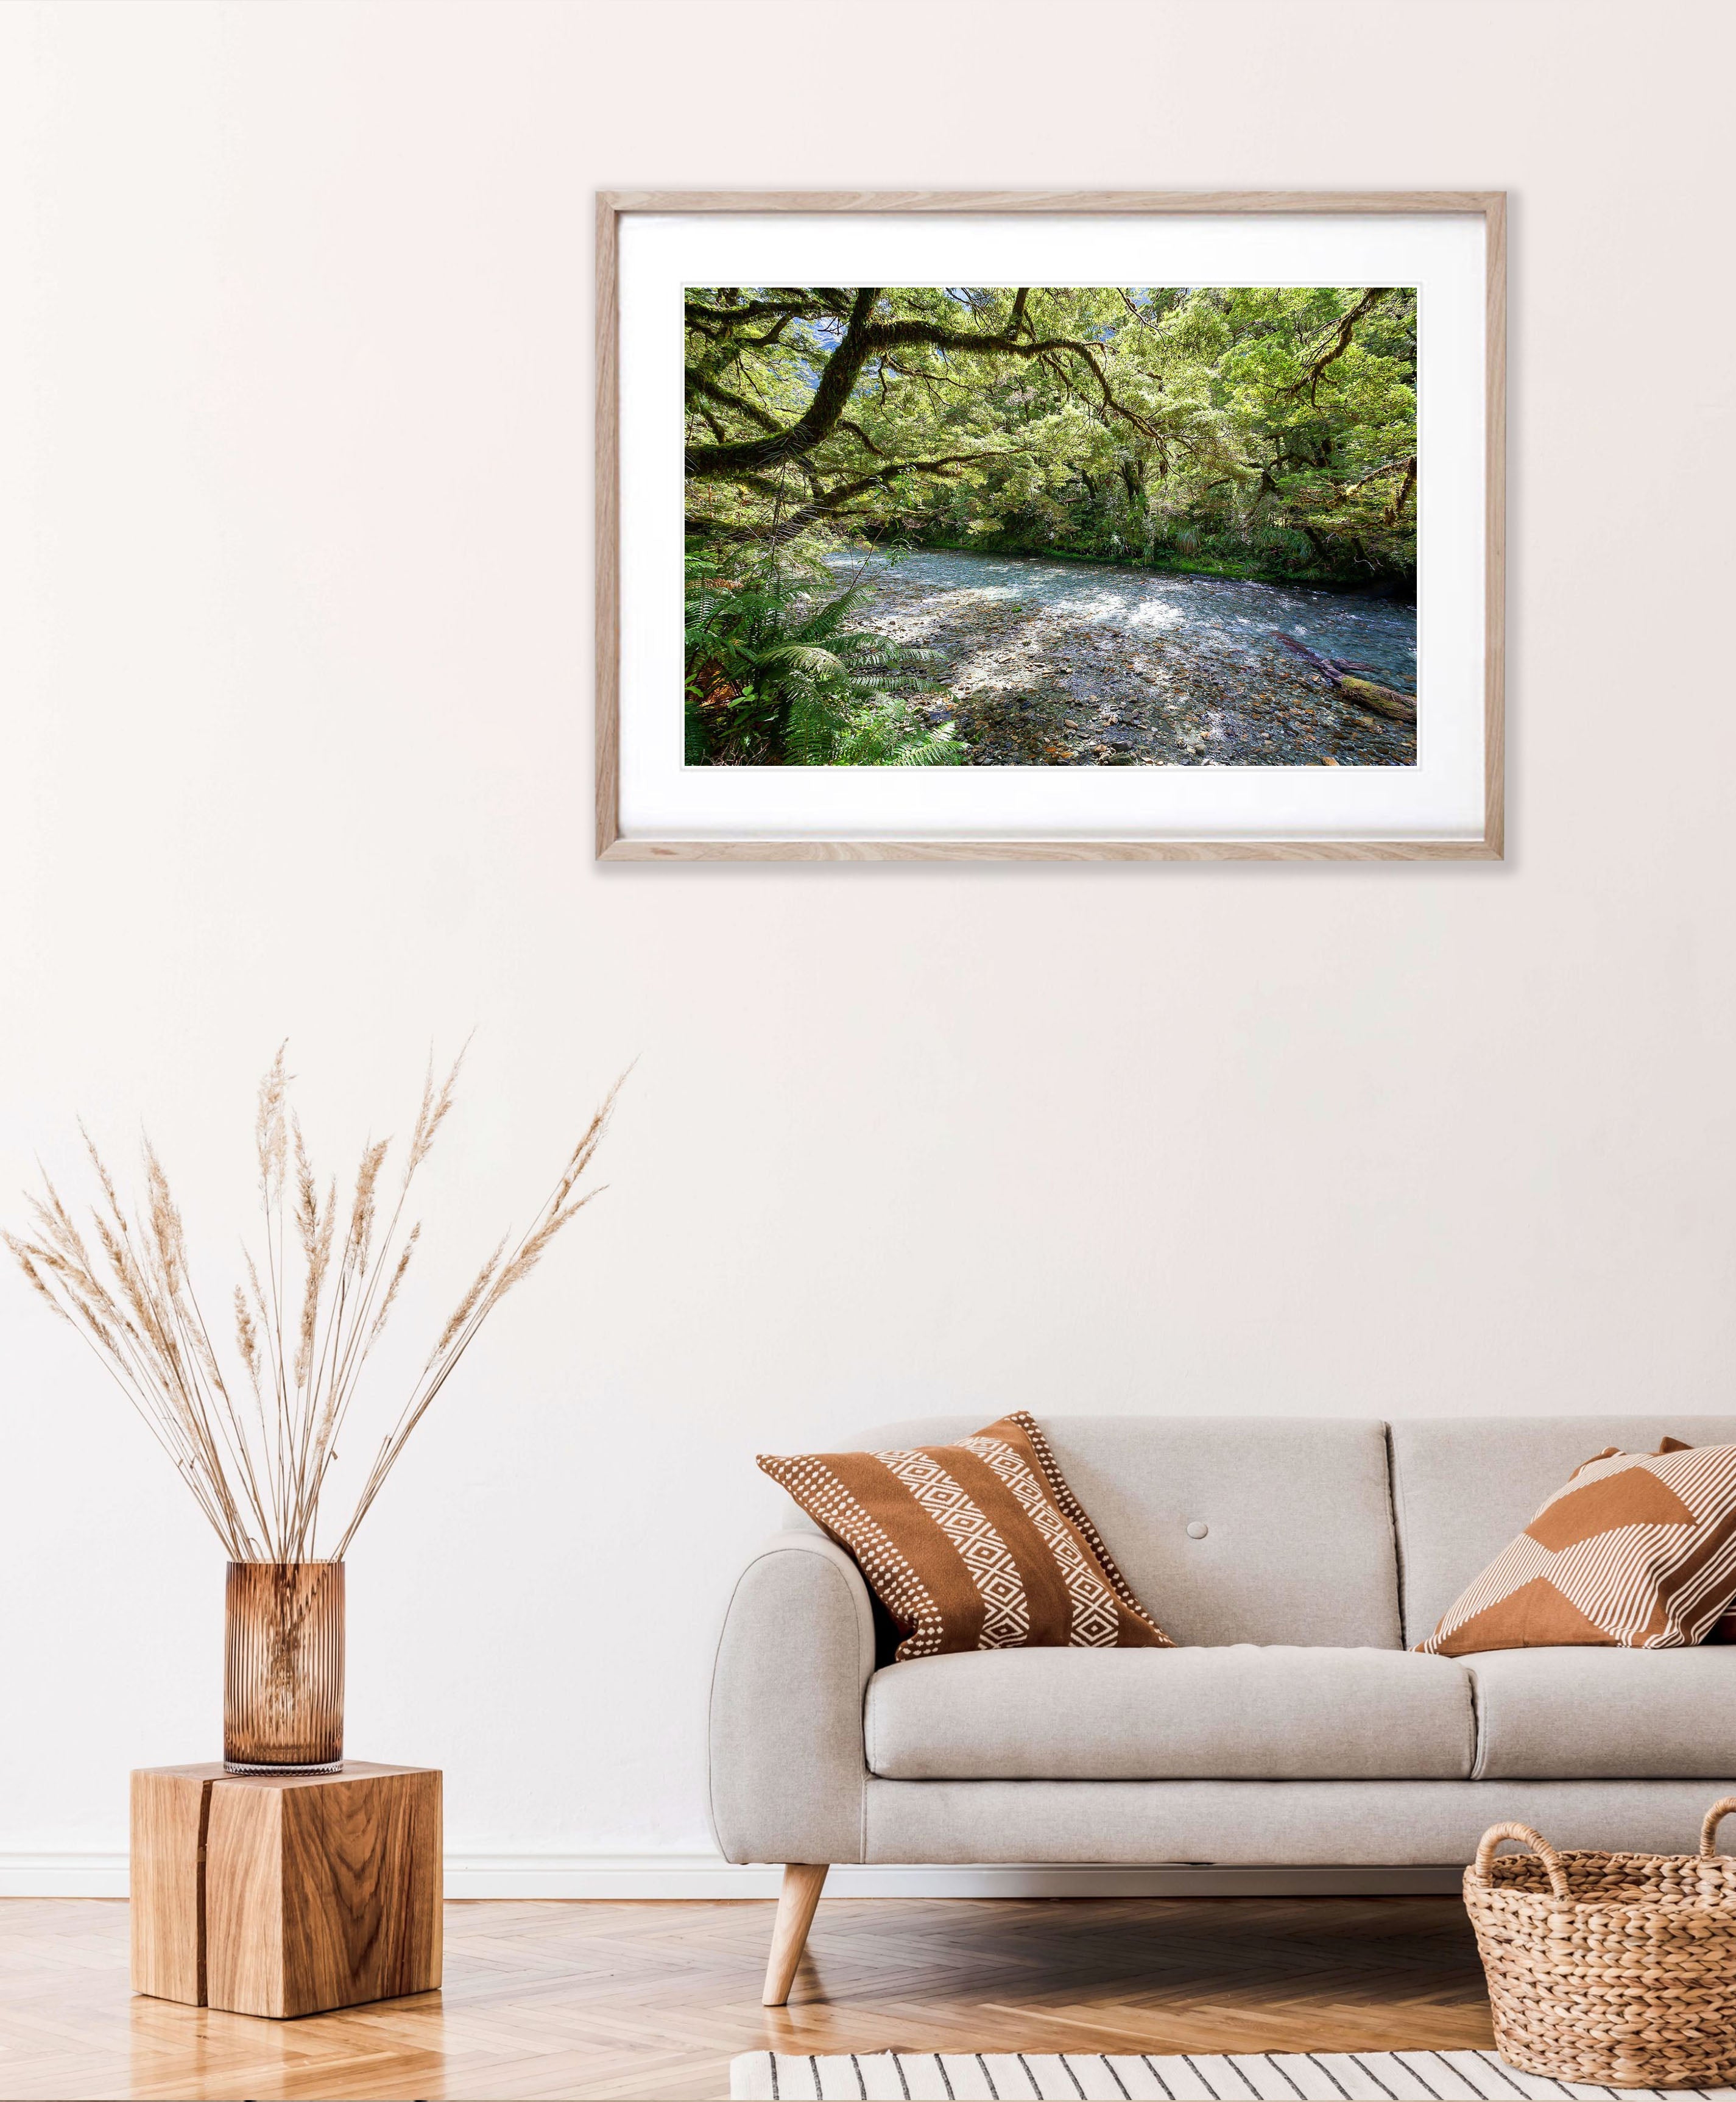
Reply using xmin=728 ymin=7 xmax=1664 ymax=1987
xmin=596 ymin=191 xmax=1504 ymax=862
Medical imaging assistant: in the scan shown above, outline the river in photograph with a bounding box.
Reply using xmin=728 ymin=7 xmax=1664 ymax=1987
xmin=825 ymin=547 xmax=1418 ymax=767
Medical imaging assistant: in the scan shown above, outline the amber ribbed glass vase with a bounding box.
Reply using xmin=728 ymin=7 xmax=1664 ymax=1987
xmin=224 ymin=1561 xmax=345 ymax=1773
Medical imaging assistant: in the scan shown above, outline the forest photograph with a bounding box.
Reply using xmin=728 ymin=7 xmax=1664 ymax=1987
xmin=683 ymin=284 xmax=1419 ymax=770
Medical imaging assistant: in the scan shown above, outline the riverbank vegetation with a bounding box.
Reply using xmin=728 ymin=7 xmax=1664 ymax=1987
xmin=683 ymin=284 xmax=1417 ymax=765
xmin=683 ymin=550 xmax=961 ymax=766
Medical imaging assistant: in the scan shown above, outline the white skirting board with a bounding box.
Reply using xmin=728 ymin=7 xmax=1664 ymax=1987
xmin=0 ymin=1853 xmax=1465 ymax=1900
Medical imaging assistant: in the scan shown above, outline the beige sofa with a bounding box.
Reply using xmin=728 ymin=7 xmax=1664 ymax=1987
xmin=709 ymin=1414 xmax=1736 ymax=2001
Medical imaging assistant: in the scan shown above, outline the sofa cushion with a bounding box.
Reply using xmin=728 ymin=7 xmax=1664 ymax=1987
xmin=1417 ymin=1438 xmax=1736 ymax=1655
xmin=861 ymin=1777 xmax=1736 ymax=1868
xmin=759 ymin=1413 xmax=1172 ymax=1661
xmin=1469 ymin=1645 xmax=1736 ymax=1778
xmin=1389 ymin=1416 xmax=1736 ymax=1647
xmin=854 ymin=1416 xmax=1402 ymax=1647
xmin=863 ymin=1646 xmax=1475 ymax=1780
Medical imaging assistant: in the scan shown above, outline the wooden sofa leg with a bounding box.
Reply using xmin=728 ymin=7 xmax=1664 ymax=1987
xmin=762 ymin=1863 xmax=829 ymax=2006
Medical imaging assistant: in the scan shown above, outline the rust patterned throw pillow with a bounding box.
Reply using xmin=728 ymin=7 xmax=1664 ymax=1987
xmin=1650 ymin=1438 xmax=1736 ymax=1643
xmin=758 ymin=1410 xmax=1173 ymax=1660
xmin=1417 ymin=1437 xmax=1736 ymax=1655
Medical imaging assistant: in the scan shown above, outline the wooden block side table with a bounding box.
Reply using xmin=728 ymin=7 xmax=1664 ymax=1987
xmin=131 ymin=1761 xmax=442 ymax=2019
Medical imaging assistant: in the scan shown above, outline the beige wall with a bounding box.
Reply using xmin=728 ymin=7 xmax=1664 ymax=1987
xmin=2 ymin=0 xmax=1732 ymax=1887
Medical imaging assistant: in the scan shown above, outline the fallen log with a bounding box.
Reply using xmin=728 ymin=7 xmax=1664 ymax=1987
xmin=1271 ymin=629 xmax=1341 ymax=682
xmin=1271 ymin=630 xmax=1416 ymax=725
xmin=1338 ymin=674 xmax=1416 ymax=725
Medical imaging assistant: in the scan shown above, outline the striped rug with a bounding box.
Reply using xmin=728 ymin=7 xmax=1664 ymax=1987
xmin=729 ymin=2049 xmax=1736 ymax=2100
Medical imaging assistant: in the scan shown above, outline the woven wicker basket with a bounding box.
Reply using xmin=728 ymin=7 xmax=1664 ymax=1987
xmin=1466 ymin=1797 xmax=1736 ymax=2090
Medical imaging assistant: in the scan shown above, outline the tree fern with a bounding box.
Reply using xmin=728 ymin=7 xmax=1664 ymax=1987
xmin=684 ymin=549 xmax=961 ymax=765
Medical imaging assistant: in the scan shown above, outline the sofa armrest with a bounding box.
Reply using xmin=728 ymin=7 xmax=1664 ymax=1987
xmin=708 ymin=1532 xmax=874 ymax=1865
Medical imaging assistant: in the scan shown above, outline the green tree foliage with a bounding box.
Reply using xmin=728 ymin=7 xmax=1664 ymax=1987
xmin=685 ymin=285 xmax=1417 ymax=587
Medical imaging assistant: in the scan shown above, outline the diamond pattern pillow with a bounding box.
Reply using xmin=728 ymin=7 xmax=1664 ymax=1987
xmin=758 ymin=1410 xmax=1172 ymax=1661
xmin=1417 ymin=1437 xmax=1736 ymax=1655
xmin=1642 ymin=1437 xmax=1736 ymax=1643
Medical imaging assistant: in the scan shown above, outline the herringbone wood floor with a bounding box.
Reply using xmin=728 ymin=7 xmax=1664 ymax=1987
xmin=0 ymin=1895 xmax=1494 ymax=2101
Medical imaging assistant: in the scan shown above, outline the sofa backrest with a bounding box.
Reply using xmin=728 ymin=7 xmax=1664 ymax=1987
xmin=1389 ymin=1415 xmax=1736 ymax=1647
xmin=855 ymin=1414 xmax=1402 ymax=1647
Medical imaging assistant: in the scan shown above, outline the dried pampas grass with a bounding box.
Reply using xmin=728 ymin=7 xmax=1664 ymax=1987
xmin=6 ymin=1046 xmax=619 ymax=1560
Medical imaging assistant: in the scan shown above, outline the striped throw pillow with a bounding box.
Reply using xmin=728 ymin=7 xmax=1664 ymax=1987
xmin=1417 ymin=1436 xmax=1736 ymax=1655
xmin=758 ymin=1410 xmax=1172 ymax=1660
xmin=1644 ymin=1437 xmax=1736 ymax=1643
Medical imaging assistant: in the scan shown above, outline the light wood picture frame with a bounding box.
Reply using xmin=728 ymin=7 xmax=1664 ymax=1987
xmin=597 ymin=191 xmax=1505 ymax=863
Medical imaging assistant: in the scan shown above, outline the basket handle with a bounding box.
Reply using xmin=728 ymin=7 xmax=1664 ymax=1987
xmin=1473 ymin=1822 xmax=1572 ymax=1903
xmin=1699 ymin=1797 xmax=1736 ymax=1858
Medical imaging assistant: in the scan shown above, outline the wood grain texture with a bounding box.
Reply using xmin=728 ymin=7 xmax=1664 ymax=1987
xmin=268 ymin=1768 xmax=439 ymax=2018
xmin=0 ymin=1892 xmax=1497 ymax=2100
xmin=1484 ymin=192 xmax=1508 ymax=860
xmin=762 ymin=1864 xmax=828 ymax=2006
xmin=203 ymin=1763 xmax=442 ymax=2018
xmin=601 ymin=838 xmax=1503 ymax=863
xmin=595 ymin=189 xmax=621 ymax=858
xmin=130 ymin=1762 xmax=442 ymax=2021
xmin=204 ymin=1771 xmax=286 ymax=2014
xmin=594 ymin=191 xmax=1507 ymax=863
xmin=599 ymin=191 xmax=1506 ymax=215
xmin=128 ymin=1769 xmax=214 ymax=2007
